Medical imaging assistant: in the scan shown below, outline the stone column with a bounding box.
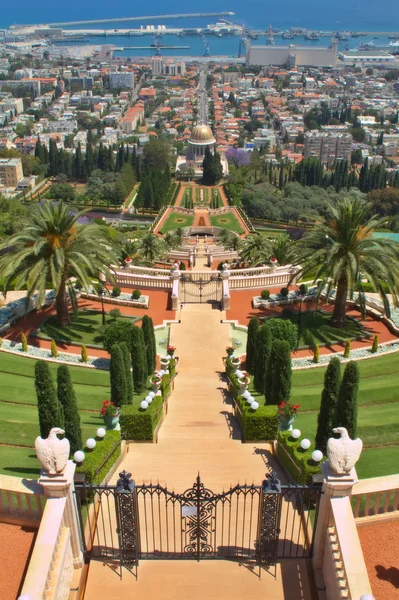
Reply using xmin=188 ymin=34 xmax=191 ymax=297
xmin=221 ymin=268 xmax=230 ymax=311
xmin=170 ymin=268 xmax=180 ymax=311
xmin=39 ymin=460 xmax=84 ymax=568
xmin=313 ymin=461 xmax=358 ymax=571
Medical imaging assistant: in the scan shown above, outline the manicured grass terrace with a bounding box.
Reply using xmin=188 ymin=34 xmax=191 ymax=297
xmin=37 ymin=309 xmax=139 ymax=347
xmin=158 ymin=212 xmax=194 ymax=233
xmin=0 ymin=349 xmax=150 ymax=478
xmin=248 ymin=352 xmax=399 ymax=479
xmin=209 ymin=212 xmax=244 ymax=234
xmin=263 ymin=310 xmax=366 ymax=349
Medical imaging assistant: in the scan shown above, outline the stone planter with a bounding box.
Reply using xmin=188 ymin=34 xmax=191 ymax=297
xmin=237 ymin=378 xmax=249 ymax=390
xmin=230 ymin=358 xmax=241 ymax=372
xmin=278 ymin=416 xmax=296 ymax=431
xmin=160 ymin=357 xmax=170 ymax=370
xmin=102 ymin=414 xmax=119 ymax=430
xmin=151 ymin=379 xmax=162 ymax=393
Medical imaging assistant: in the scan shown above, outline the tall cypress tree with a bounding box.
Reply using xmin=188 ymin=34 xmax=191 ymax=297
xmin=254 ymin=324 xmax=273 ymax=394
xmin=315 ymin=357 xmax=341 ymax=453
xmin=110 ymin=344 xmax=127 ymax=407
xmin=119 ymin=341 xmax=133 ymax=405
xmin=35 ymin=360 xmax=64 ymax=438
xmin=57 ymin=365 xmax=82 ymax=454
xmin=267 ymin=339 xmax=292 ymax=405
xmin=141 ymin=315 xmax=156 ymax=374
xmin=246 ymin=317 xmax=259 ymax=375
xmin=333 ymin=361 xmax=359 ymax=439
xmin=131 ymin=325 xmax=148 ymax=394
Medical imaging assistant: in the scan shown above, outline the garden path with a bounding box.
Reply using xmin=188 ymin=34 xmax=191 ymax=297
xmin=116 ymin=304 xmax=279 ymax=490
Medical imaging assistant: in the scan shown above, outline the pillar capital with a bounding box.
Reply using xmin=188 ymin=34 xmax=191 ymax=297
xmin=39 ymin=460 xmax=76 ymax=498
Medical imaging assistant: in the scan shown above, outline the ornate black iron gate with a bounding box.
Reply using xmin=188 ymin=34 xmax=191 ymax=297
xmin=75 ymin=471 xmax=322 ymax=576
xmin=180 ymin=273 xmax=222 ymax=304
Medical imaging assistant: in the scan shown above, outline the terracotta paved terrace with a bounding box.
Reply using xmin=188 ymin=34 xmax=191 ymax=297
xmin=84 ymin=304 xmax=314 ymax=600
xmin=358 ymin=520 xmax=399 ymax=600
xmin=0 ymin=523 xmax=36 ymax=600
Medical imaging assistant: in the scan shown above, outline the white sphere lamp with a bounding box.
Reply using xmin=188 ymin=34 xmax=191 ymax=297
xmin=243 ymin=390 xmax=251 ymax=399
xmin=291 ymin=429 xmax=301 ymax=440
xmin=96 ymin=427 xmax=106 ymax=439
xmin=74 ymin=450 xmax=85 ymax=463
xmin=312 ymin=450 xmax=323 ymax=463
xmin=148 ymin=391 xmax=156 ymax=398
xmin=140 ymin=400 xmax=149 ymax=410
xmin=86 ymin=438 xmax=96 ymax=450
xmin=251 ymin=401 xmax=259 ymax=410
xmin=300 ymin=439 xmax=311 ymax=450
xmin=145 ymin=395 xmax=152 ymax=404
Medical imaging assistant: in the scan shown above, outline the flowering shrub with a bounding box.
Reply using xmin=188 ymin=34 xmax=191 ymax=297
xmin=151 ymin=375 xmax=162 ymax=384
xmin=239 ymin=371 xmax=250 ymax=384
xmin=278 ymin=402 xmax=300 ymax=419
xmin=226 ymin=345 xmax=235 ymax=356
xmin=167 ymin=345 xmax=176 ymax=354
xmin=100 ymin=400 xmax=118 ymax=417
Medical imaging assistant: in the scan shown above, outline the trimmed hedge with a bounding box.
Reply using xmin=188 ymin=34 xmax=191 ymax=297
xmin=229 ymin=374 xmax=278 ymax=441
xmin=277 ymin=431 xmax=322 ymax=485
xmin=161 ymin=372 xmax=171 ymax=398
xmin=76 ymin=430 xmax=121 ymax=484
xmin=120 ymin=395 xmax=164 ymax=441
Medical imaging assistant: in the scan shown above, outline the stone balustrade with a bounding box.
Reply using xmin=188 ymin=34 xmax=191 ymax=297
xmin=0 ymin=475 xmax=44 ymax=527
xmin=328 ymin=496 xmax=372 ymax=600
xmin=352 ymin=474 xmax=399 ymax=520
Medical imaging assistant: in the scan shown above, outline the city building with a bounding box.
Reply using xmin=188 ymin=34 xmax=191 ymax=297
xmin=109 ymin=71 xmax=135 ymax=90
xmin=151 ymin=56 xmax=163 ymax=76
xmin=69 ymin=76 xmax=94 ymax=91
xmin=304 ymin=131 xmax=353 ymax=167
xmin=176 ymin=124 xmax=228 ymax=177
xmin=338 ymin=50 xmax=397 ymax=65
xmin=246 ymin=39 xmax=338 ymax=68
xmin=0 ymin=157 xmax=24 ymax=187
xmin=163 ymin=61 xmax=186 ymax=76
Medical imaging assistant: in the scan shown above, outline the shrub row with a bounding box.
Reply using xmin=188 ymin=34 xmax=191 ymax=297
xmin=120 ymin=394 xmax=164 ymax=441
xmin=229 ymin=374 xmax=278 ymax=442
xmin=76 ymin=430 xmax=121 ymax=484
xmin=277 ymin=431 xmax=322 ymax=485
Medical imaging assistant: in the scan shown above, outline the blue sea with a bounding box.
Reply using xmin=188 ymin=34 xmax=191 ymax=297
xmin=2 ymin=0 xmax=399 ymax=57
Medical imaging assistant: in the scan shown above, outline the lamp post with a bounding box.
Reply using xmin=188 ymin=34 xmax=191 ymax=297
xmin=297 ymin=292 xmax=304 ymax=349
xmin=99 ymin=286 xmax=107 ymax=326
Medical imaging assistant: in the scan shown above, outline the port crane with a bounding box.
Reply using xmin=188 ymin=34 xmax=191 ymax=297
xmin=267 ymin=24 xmax=275 ymax=45
xmin=238 ymin=26 xmax=249 ymax=58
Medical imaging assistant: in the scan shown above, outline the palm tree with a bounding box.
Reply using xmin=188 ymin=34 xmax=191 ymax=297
xmin=0 ymin=202 xmax=118 ymax=327
xmin=217 ymin=228 xmax=232 ymax=247
xmin=295 ymin=196 xmax=399 ymax=327
xmin=270 ymin=234 xmax=296 ymax=266
xmin=173 ymin=227 xmax=186 ymax=248
xmin=224 ymin=234 xmax=242 ymax=252
xmin=239 ymin=235 xmax=272 ymax=266
xmin=136 ymin=233 xmax=165 ymax=265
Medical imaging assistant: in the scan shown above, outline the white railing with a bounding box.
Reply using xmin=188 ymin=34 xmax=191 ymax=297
xmin=0 ymin=475 xmax=44 ymax=527
xmin=352 ymin=474 xmax=399 ymax=520
xmin=115 ymin=273 xmax=173 ymax=289
xmin=229 ymin=273 xmax=292 ymax=289
xmin=326 ymin=496 xmax=373 ymax=600
xmin=121 ymin=265 xmax=172 ymax=277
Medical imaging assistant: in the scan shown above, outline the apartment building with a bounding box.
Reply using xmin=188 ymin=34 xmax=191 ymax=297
xmin=109 ymin=72 xmax=135 ymax=90
xmin=151 ymin=56 xmax=163 ymax=76
xmin=304 ymin=131 xmax=353 ymax=167
xmin=0 ymin=158 xmax=24 ymax=187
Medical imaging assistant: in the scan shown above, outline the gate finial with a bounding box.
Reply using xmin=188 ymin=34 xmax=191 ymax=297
xmin=116 ymin=470 xmax=134 ymax=492
xmin=262 ymin=471 xmax=281 ymax=493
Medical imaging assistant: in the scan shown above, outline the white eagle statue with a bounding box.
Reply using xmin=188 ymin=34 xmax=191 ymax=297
xmin=35 ymin=427 xmax=70 ymax=474
xmin=327 ymin=427 xmax=363 ymax=475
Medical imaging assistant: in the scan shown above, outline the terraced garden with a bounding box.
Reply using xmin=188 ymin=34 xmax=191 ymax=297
xmin=209 ymin=212 xmax=244 ymax=234
xmin=0 ymin=352 xmax=110 ymax=478
xmin=248 ymin=352 xmax=399 ymax=479
xmin=159 ymin=212 xmax=194 ymax=232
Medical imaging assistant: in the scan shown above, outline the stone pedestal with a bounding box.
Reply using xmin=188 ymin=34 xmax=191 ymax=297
xmin=39 ymin=461 xmax=84 ymax=568
xmin=170 ymin=269 xmax=180 ymax=311
xmin=312 ymin=462 xmax=358 ymax=570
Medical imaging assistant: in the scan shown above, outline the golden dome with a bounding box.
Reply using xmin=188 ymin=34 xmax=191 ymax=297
xmin=190 ymin=124 xmax=215 ymax=143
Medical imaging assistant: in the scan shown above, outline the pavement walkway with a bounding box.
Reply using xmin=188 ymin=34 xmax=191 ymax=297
xmin=83 ymin=304 xmax=312 ymax=600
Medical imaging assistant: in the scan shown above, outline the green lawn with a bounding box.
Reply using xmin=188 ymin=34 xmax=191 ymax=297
xmin=210 ymin=212 xmax=244 ymax=234
xmin=37 ymin=310 xmax=138 ymax=347
xmin=265 ymin=310 xmax=366 ymax=349
xmin=247 ymin=352 xmax=399 ymax=478
xmin=0 ymin=349 xmax=111 ymax=478
xmin=159 ymin=212 xmax=194 ymax=232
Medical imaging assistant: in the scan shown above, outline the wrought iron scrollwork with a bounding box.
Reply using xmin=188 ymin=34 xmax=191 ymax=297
xmin=257 ymin=471 xmax=282 ymax=569
xmin=181 ymin=475 xmax=216 ymax=558
xmin=115 ymin=471 xmax=139 ymax=566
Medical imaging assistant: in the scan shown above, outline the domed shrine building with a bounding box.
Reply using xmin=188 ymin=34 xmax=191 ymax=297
xmin=176 ymin=123 xmax=228 ymax=178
